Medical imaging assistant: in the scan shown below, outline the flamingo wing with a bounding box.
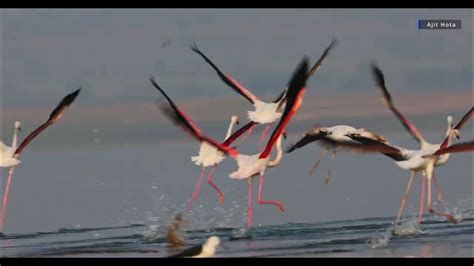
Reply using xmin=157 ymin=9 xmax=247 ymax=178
xmin=344 ymin=133 xmax=406 ymax=161
xmin=151 ymin=77 xmax=204 ymax=139
xmin=191 ymin=43 xmax=258 ymax=104
xmin=151 ymin=77 xmax=239 ymax=158
xmin=371 ymin=63 xmax=425 ymax=144
xmin=432 ymin=140 xmax=474 ymax=156
xmin=439 ymin=107 xmax=473 ymax=149
xmin=14 ymin=88 xmax=81 ymax=156
xmin=260 ymin=57 xmax=309 ymax=159
xmin=223 ymin=121 xmax=257 ymax=146
xmin=275 ymin=38 xmax=338 ymax=109
xmin=306 ymin=38 xmax=338 ymax=80
xmin=286 ymin=128 xmax=328 ymax=153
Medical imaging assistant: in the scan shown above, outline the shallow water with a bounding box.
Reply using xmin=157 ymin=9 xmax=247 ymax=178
xmin=1 ymin=209 xmax=473 ymax=257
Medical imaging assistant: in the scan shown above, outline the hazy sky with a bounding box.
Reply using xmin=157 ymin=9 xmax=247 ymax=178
xmin=1 ymin=9 xmax=472 ymax=107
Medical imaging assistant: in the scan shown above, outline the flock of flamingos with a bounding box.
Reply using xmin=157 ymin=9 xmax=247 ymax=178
xmin=1 ymin=39 xmax=473 ymax=241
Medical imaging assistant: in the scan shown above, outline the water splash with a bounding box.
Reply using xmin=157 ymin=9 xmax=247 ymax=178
xmin=367 ymin=229 xmax=391 ymax=249
xmin=393 ymin=217 xmax=425 ymax=236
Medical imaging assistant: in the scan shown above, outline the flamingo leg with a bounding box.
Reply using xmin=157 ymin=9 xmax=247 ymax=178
xmin=433 ymin=172 xmax=444 ymax=202
xmin=247 ymin=178 xmax=253 ymax=228
xmin=0 ymin=167 xmax=16 ymax=233
xmin=418 ymin=172 xmax=426 ymax=224
xmin=186 ymin=168 xmax=206 ymax=212
xmin=324 ymin=150 xmax=337 ymax=184
xmin=207 ymin=165 xmax=224 ymax=206
xmin=257 ymin=174 xmax=285 ymax=212
xmin=258 ymin=124 xmax=272 ymax=150
xmin=238 ymin=124 xmax=256 ymax=146
xmin=426 ymin=163 xmax=458 ymax=223
xmin=394 ymin=170 xmax=416 ymax=227
xmin=309 ymin=148 xmax=328 ymax=175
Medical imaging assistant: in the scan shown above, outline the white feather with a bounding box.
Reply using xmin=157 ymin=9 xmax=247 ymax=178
xmin=247 ymin=100 xmax=282 ymax=124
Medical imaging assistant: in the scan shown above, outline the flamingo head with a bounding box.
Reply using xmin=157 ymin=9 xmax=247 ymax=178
xmin=231 ymin=115 xmax=240 ymax=125
xmin=14 ymin=121 xmax=21 ymax=131
xmin=447 ymin=115 xmax=460 ymax=139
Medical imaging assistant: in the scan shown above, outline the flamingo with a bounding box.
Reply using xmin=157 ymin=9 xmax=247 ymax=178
xmin=0 ymin=122 xmax=22 ymax=168
xmin=152 ymin=57 xmax=309 ymax=228
xmin=0 ymin=88 xmax=81 ymax=234
xmin=186 ymin=115 xmax=240 ymax=210
xmin=168 ymin=236 xmax=221 ymax=258
xmin=345 ymin=128 xmax=472 ymax=231
xmin=286 ymin=125 xmax=394 ymax=184
xmin=190 ymin=39 xmax=337 ymax=148
xmin=370 ymin=63 xmax=473 ymax=226
xmin=151 ymin=78 xmax=246 ymax=210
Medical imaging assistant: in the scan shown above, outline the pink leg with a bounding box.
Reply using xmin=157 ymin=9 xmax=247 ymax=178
xmin=259 ymin=124 xmax=272 ymax=150
xmin=186 ymin=168 xmax=206 ymax=212
xmin=207 ymin=165 xmax=224 ymax=206
xmin=0 ymin=167 xmax=16 ymax=233
xmin=238 ymin=124 xmax=256 ymax=145
xmin=247 ymin=178 xmax=253 ymax=228
xmin=432 ymin=173 xmax=444 ymax=202
xmin=257 ymin=174 xmax=285 ymax=212
xmin=418 ymin=172 xmax=426 ymax=224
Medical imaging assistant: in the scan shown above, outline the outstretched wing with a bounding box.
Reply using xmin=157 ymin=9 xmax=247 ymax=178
xmin=439 ymin=107 xmax=473 ymax=149
xmin=286 ymin=128 xmax=328 ymax=153
xmin=345 ymin=133 xmax=406 ymax=161
xmin=151 ymin=77 xmax=239 ymax=158
xmin=371 ymin=63 xmax=425 ymax=144
xmin=223 ymin=121 xmax=256 ymax=146
xmin=432 ymin=140 xmax=474 ymax=156
xmin=151 ymin=77 xmax=203 ymax=139
xmin=276 ymin=38 xmax=337 ymax=109
xmin=260 ymin=57 xmax=309 ymax=159
xmin=14 ymin=88 xmax=81 ymax=156
xmin=191 ymin=43 xmax=258 ymax=104
xmin=306 ymin=38 xmax=338 ymax=80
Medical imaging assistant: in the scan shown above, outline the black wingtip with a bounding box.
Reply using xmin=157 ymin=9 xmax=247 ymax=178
xmin=370 ymin=62 xmax=385 ymax=86
xmin=329 ymin=37 xmax=339 ymax=48
xmin=190 ymin=43 xmax=199 ymax=52
xmin=150 ymin=76 xmax=162 ymax=91
xmin=287 ymin=56 xmax=309 ymax=90
xmin=65 ymin=88 xmax=81 ymax=106
xmin=285 ymin=144 xmax=296 ymax=153
xmin=47 ymin=88 xmax=81 ymax=121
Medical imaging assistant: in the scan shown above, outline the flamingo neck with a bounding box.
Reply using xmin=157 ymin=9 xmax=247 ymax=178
xmin=445 ymin=119 xmax=455 ymax=147
xmin=268 ymin=135 xmax=283 ymax=167
xmin=225 ymin=119 xmax=237 ymax=140
xmin=12 ymin=123 xmax=20 ymax=151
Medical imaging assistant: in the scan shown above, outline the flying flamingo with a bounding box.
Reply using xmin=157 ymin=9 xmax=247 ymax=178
xmin=186 ymin=115 xmax=240 ymax=210
xmin=370 ymin=63 xmax=473 ymax=225
xmin=286 ymin=125 xmax=395 ymax=184
xmin=346 ymin=128 xmax=472 ymax=231
xmin=151 ymin=78 xmax=249 ymax=210
xmin=0 ymin=89 xmax=81 ymax=234
xmin=190 ymin=39 xmax=337 ymax=148
xmin=152 ymin=57 xmax=309 ymax=228
xmin=150 ymin=77 xmax=254 ymax=211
